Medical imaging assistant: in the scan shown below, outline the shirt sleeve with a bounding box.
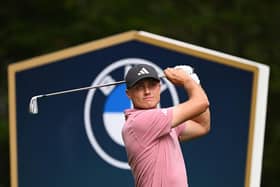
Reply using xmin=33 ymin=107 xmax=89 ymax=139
xmin=175 ymin=122 xmax=187 ymax=137
xmin=131 ymin=108 xmax=173 ymax=145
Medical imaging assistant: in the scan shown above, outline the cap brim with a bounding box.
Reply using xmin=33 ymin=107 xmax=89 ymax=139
xmin=127 ymin=75 xmax=160 ymax=88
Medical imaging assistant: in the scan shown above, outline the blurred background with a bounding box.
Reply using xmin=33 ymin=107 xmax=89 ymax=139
xmin=1 ymin=0 xmax=279 ymax=186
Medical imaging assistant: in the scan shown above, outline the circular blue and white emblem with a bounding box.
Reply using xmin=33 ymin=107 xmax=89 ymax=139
xmin=84 ymin=58 xmax=179 ymax=170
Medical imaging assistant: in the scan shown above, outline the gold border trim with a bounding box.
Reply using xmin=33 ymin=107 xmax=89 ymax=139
xmin=8 ymin=30 xmax=260 ymax=187
xmin=8 ymin=30 xmax=137 ymax=72
xmin=8 ymin=65 xmax=18 ymax=187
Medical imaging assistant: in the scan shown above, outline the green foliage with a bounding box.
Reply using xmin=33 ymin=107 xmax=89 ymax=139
xmin=0 ymin=120 xmax=9 ymax=187
xmin=1 ymin=0 xmax=279 ymax=186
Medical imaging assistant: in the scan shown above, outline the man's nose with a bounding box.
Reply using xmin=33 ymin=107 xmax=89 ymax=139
xmin=143 ymin=85 xmax=151 ymax=94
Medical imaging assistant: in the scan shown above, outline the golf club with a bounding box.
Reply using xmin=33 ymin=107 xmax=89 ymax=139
xmin=28 ymin=65 xmax=195 ymax=115
xmin=29 ymin=80 xmax=126 ymax=114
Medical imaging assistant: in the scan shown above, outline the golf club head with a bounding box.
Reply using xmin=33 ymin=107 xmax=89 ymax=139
xmin=29 ymin=96 xmax=42 ymax=114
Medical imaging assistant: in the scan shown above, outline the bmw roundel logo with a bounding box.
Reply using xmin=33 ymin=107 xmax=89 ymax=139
xmin=84 ymin=58 xmax=179 ymax=170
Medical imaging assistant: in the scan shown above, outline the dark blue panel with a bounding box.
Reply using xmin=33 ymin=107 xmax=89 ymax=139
xmin=16 ymin=40 xmax=253 ymax=187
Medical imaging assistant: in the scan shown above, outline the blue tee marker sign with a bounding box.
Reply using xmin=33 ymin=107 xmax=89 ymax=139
xmin=8 ymin=31 xmax=269 ymax=187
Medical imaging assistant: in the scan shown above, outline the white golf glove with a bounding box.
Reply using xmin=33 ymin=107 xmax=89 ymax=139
xmin=174 ymin=65 xmax=200 ymax=85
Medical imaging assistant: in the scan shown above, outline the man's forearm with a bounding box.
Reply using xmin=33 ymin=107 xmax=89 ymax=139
xmin=191 ymin=108 xmax=211 ymax=132
xmin=178 ymin=108 xmax=210 ymax=142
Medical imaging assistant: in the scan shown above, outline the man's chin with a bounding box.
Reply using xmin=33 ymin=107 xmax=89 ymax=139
xmin=143 ymin=104 xmax=158 ymax=109
xmin=136 ymin=104 xmax=157 ymax=110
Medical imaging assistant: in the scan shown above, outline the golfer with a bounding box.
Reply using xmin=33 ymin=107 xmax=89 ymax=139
xmin=122 ymin=64 xmax=210 ymax=187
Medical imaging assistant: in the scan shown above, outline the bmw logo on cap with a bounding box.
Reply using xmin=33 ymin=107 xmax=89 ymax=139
xmin=84 ymin=58 xmax=179 ymax=170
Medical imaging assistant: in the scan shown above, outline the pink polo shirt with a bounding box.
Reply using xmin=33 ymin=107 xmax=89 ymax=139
xmin=122 ymin=107 xmax=188 ymax=187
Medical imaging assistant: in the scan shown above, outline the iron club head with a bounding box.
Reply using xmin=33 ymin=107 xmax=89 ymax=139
xmin=29 ymin=95 xmax=43 ymax=114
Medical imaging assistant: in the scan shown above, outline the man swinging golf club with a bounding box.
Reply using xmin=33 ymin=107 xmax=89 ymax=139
xmin=122 ymin=64 xmax=210 ymax=187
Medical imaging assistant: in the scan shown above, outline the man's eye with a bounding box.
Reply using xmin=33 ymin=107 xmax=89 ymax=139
xmin=135 ymin=84 xmax=144 ymax=90
xmin=150 ymin=81 xmax=158 ymax=87
xmin=151 ymin=81 xmax=158 ymax=85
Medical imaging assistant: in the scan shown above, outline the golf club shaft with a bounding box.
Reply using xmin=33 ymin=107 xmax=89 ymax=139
xmin=40 ymin=80 xmax=126 ymax=98
xmin=29 ymin=75 xmax=165 ymax=114
xmin=28 ymin=80 xmax=126 ymax=114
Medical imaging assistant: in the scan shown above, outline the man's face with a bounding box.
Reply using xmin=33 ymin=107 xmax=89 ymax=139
xmin=126 ymin=78 xmax=161 ymax=109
